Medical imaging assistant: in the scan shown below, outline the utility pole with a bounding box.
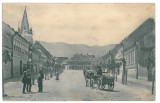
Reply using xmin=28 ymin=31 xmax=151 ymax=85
xmin=121 ymin=42 xmax=124 ymax=84
xmin=29 ymin=45 xmax=34 ymax=85
xmin=152 ymin=68 xmax=155 ymax=95
xmin=11 ymin=33 xmax=17 ymax=78
xmin=136 ymin=42 xmax=139 ymax=79
xmin=121 ymin=42 xmax=127 ymax=84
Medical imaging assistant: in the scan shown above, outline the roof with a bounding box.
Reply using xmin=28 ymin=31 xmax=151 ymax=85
xmin=100 ymin=18 xmax=155 ymax=61
xmin=20 ymin=6 xmax=30 ymax=34
xmin=70 ymin=53 xmax=95 ymax=61
xmin=2 ymin=22 xmax=15 ymax=37
xmin=123 ymin=18 xmax=155 ymax=51
xmin=21 ymin=33 xmax=33 ymax=43
xmin=33 ymin=41 xmax=53 ymax=58
xmin=2 ymin=22 xmax=31 ymax=45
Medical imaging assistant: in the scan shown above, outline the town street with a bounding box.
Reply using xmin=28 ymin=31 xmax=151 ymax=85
xmin=3 ymin=70 xmax=154 ymax=101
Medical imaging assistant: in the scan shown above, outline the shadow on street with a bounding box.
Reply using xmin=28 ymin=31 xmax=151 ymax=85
xmin=101 ymin=89 xmax=119 ymax=92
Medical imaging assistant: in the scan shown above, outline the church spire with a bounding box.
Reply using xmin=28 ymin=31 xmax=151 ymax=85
xmin=21 ymin=6 xmax=29 ymax=33
xmin=20 ymin=6 xmax=33 ymax=44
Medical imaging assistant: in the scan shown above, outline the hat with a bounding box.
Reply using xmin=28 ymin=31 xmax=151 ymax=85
xmin=23 ymin=71 xmax=27 ymax=74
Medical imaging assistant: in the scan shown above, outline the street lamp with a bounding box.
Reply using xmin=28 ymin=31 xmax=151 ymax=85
xmin=135 ymin=42 xmax=139 ymax=79
xmin=29 ymin=45 xmax=35 ymax=85
xmin=121 ymin=42 xmax=124 ymax=84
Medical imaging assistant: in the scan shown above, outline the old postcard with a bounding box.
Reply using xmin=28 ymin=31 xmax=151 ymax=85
xmin=2 ymin=3 xmax=155 ymax=101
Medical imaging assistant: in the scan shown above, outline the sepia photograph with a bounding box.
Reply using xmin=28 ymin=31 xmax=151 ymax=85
xmin=2 ymin=3 xmax=156 ymax=101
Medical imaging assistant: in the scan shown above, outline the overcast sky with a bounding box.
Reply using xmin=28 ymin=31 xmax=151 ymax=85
xmin=2 ymin=3 xmax=155 ymax=46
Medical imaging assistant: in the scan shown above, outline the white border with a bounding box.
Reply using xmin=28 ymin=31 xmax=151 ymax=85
xmin=0 ymin=0 xmax=160 ymax=103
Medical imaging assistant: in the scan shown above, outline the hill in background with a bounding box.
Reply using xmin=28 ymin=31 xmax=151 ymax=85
xmin=39 ymin=41 xmax=116 ymax=58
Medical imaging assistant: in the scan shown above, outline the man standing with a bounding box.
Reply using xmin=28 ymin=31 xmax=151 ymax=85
xmin=97 ymin=66 xmax=102 ymax=76
xmin=22 ymin=71 xmax=28 ymax=94
xmin=26 ymin=69 xmax=32 ymax=92
xmin=38 ymin=70 xmax=44 ymax=92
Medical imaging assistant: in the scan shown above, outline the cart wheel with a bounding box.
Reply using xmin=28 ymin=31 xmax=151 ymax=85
xmin=97 ymin=78 xmax=104 ymax=90
xmin=101 ymin=84 xmax=106 ymax=90
xmin=108 ymin=83 xmax=114 ymax=91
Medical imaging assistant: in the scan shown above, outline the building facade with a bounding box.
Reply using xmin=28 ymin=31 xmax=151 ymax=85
xmin=12 ymin=6 xmax=33 ymax=77
xmin=13 ymin=31 xmax=31 ymax=77
xmin=2 ymin=22 xmax=13 ymax=79
xmin=67 ymin=53 xmax=96 ymax=70
xmin=114 ymin=18 xmax=155 ymax=81
xmin=33 ymin=41 xmax=54 ymax=74
xmin=2 ymin=6 xmax=54 ymax=79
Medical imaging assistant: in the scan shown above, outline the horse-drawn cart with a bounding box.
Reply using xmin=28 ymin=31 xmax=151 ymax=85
xmin=84 ymin=70 xmax=115 ymax=91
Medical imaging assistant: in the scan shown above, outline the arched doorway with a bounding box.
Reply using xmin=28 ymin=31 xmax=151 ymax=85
xmin=20 ymin=60 xmax=23 ymax=76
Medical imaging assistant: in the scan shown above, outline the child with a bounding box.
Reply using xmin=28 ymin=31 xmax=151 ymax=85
xmin=37 ymin=72 xmax=43 ymax=92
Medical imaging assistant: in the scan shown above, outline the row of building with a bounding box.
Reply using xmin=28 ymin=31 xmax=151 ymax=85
xmin=67 ymin=18 xmax=155 ymax=82
xmin=102 ymin=18 xmax=155 ymax=81
xmin=2 ymin=7 xmax=54 ymax=79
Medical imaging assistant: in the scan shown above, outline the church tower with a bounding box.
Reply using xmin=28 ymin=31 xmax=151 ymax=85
xmin=19 ymin=6 xmax=33 ymax=44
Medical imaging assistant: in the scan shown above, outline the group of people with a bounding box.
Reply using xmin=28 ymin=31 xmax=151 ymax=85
xmin=21 ymin=69 xmax=32 ymax=94
xmin=21 ymin=69 xmax=44 ymax=94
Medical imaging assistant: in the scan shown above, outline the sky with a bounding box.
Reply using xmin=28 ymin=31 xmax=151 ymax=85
xmin=2 ymin=3 xmax=155 ymax=46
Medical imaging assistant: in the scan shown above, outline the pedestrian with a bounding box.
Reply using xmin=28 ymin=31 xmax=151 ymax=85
xmin=50 ymin=67 xmax=53 ymax=78
xmin=37 ymin=70 xmax=44 ymax=92
xmin=22 ymin=71 xmax=28 ymax=94
xmin=83 ymin=69 xmax=86 ymax=76
xmin=56 ymin=72 xmax=59 ymax=80
xmin=26 ymin=69 xmax=32 ymax=92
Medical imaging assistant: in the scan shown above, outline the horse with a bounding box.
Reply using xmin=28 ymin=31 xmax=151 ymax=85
xmin=84 ymin=70 xmax=94 ymax=87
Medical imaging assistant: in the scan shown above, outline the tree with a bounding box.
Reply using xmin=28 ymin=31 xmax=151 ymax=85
xmin=3 ymin=50 xmax=12 ymax=64
xmin=2 ymin=50 xmax=12 ymax=97
xmin=145 ymin=56 xmax=155 ymax=81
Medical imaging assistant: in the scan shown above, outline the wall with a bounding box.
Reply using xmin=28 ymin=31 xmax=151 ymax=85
xmin=13 ymin=55 xmax=28 ymax=77
xmin=2 ymin=23 xmax=13 ymax=79
xmin=13 ymin=35 xmax=30 ymax=77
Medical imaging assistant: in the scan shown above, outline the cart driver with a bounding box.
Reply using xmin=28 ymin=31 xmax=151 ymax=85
xmin=97 ymin=66 xmax=102 ymax=76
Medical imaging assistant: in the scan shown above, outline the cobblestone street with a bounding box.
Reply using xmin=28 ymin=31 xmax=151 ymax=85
xmin=3 ymin=70 xmax=155 ymax=101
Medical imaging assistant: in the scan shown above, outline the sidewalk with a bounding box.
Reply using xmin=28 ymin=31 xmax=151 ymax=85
xmin=116 ymin=74 xmax=154 ymax=95
xmin=4 ymin=76 xmax=22 ymax=84
xmin=4 ymin=74 xmax=39 ymax=84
